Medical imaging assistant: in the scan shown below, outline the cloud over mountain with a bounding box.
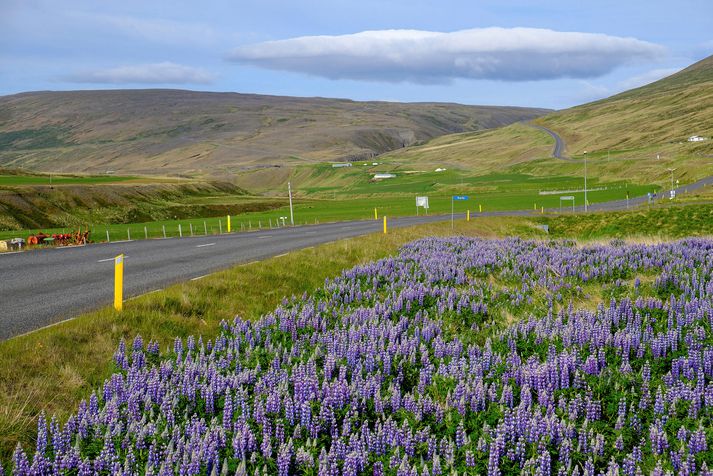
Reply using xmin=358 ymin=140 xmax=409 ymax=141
xmin=66 ymin=62 xmax=214 ymax=84
xmin=229 ymin=27 xmax=664 ymax=83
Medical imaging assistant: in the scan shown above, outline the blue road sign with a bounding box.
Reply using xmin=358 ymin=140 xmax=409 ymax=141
xmin=452 ymin=195 xmax=469 ymax=201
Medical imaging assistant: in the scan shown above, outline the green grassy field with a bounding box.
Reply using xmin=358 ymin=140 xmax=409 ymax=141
xmin=2 ymin=203 xmax=712 ymax=462
xmin=0 ymin=179 xmax=659 ymax=242
xmin=0 ymin=174 xmax=139 ymax=186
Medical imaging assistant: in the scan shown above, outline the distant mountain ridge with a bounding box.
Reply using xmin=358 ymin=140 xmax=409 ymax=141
xmin=0 ymin=89 xmax=549 ymax=176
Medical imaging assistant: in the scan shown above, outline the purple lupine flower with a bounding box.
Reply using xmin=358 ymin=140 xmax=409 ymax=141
xmin=7 ymin=237 xmax=713 ymax=475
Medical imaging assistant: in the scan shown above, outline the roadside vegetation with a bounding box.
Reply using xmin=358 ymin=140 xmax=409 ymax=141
xmin=539 ymin=202 xmax=713 ymax=239
xmin=2 ymin=203 xmax=712 ymax=464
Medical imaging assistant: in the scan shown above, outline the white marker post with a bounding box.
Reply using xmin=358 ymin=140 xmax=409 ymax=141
xmin=288 ymin=182 xmax=294 ymax=226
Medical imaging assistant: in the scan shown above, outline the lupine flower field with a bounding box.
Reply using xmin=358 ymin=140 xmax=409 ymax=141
xmin=6 ymin=237 xmax=713 ymax=475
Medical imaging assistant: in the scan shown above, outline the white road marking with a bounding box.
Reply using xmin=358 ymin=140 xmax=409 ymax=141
xmin=195 ymin=242 xmax=215 ymax=248
xmin=10 ymin=317 xmax=76 ymax=340
xmin=127 ymin=289 xmax=162 ymax=301
xmin=191 ymin=275 xmax=209 ymax=281
xmin=274 ymin=253 xmax=289 ymax=258
xmin=97 ymin=255 xmax=128 ymax=263
xmin=0 ymin=250 xmax=25 ymax=256
xmin=257 ymin=235 xmax=273 ymax=239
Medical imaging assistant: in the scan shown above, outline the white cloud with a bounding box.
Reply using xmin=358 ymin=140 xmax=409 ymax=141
xmin=66 ymin=62 xmax=214 ymax=84
xmin=617 ymin=67 xmax=681 ymax=90
xmin=228 ymin=27 xmax=665 ymax=83
xmin=68 ymin=12 xmax=220 ymax=47
xmin=572 ymin=80 xmax=613 ymax=103
xmin=567 ymin=66 xmax=681 ymax=105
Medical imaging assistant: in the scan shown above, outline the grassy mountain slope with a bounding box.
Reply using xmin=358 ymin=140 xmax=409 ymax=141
xmin=0 ymin=179 xmax=279 ymax=231
xmin=539 ymin=54 xmax=713 ymax=157
xmin=381 ymin=54 xmax=713 ymax=187
xmin=0 ymin=89 xmax=548 ymax=177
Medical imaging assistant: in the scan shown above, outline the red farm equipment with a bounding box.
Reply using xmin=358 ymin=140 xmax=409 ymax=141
xmin=27 ymin=228 xmax=90 ymax=247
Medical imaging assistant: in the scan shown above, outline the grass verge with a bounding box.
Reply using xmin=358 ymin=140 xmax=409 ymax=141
xmin=538 ymin=203 xmax=713 ymax=239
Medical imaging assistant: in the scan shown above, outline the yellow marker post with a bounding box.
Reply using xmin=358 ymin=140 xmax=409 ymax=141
xmin=114 ymin=254 xmax=124 ymax=312
xmin=541 ymin=206 xmax=544 ymax=214
xmin=534 ymin=203 xmax=537 ymax=210
xmin=383 ymin=216 xmax=387 ymax=234
xmin=374 ymin=208 xmax=378 ymax=220
xmin=467 ymin=210 xmax=470 ymax=222
xmin=227 ymin=215 xmax=231 ymax=233
xmin=479 ymin=204 xmax=482 ymax=213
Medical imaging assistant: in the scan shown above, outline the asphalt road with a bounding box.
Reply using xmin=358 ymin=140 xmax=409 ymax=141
xmin=526 ymin=123 xmax=573 ymax=161
xmin=0 ymin=213 xmax=478 ymax=340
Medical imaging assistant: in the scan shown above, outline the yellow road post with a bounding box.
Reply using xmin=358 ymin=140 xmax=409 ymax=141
xmin=374 ymin=208 xmax=378 ymax=220
xmin=114 ymin=254 xmax=124 ymax=311
xmin=383 ymin=216 xmax=387 ymax=234
xmin=479 ymin=204 xmax=482 ymax=213
xmin=467 ymin=210 xmax=470 ymax=221
xmin=227 ymin=215 xmax=231 ymax=233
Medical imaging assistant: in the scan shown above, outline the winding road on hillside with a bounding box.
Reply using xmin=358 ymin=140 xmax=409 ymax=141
xmin=526 ymin=123 xmax=576 ymax=161
xmin=2 ymin=124 xmax=712 ymax=340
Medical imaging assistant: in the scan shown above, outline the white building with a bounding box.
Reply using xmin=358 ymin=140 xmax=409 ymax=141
xmin=688 ymin=135 xmax=708 ymax=142
xmin=373 ymin=173 xmax=396 ymax=179
xmin=331 ymin=163 xmax=352 ymax=168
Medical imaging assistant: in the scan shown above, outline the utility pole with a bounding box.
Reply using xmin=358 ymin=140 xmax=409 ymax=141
xmin=584 ymin=151 xmax=588 ymax=212
xmin=288 ymin=181 xmax=294 ymax=226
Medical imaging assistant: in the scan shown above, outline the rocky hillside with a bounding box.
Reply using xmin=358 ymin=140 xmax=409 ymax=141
xmin=0 ymin=89 xmax=549 ymax=176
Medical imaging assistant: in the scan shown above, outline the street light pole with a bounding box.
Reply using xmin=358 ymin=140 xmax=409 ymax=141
xmin=583 ymin=151 xmax=588 ymax=212
xmin=288 ymin=181 xmax=294 ymax=225
xmin=666 ymin=168 xmax=676 ymax=199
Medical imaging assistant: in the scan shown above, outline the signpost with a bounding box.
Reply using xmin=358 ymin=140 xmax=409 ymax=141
xmin=451 ymin=195 xmax=469 ymax=229
xmin=416 ymin=196 xmax=429 ymax=215
xmin=559 ymin=195 xmax=575 ymax=213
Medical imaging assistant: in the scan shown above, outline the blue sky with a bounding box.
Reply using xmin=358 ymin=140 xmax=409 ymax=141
xmin=1 ymin=0 xmax=711 ymax=109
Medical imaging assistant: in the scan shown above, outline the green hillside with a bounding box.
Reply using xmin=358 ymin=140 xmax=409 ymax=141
xmin=376 ymin=54 xmax=713 ymax=191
